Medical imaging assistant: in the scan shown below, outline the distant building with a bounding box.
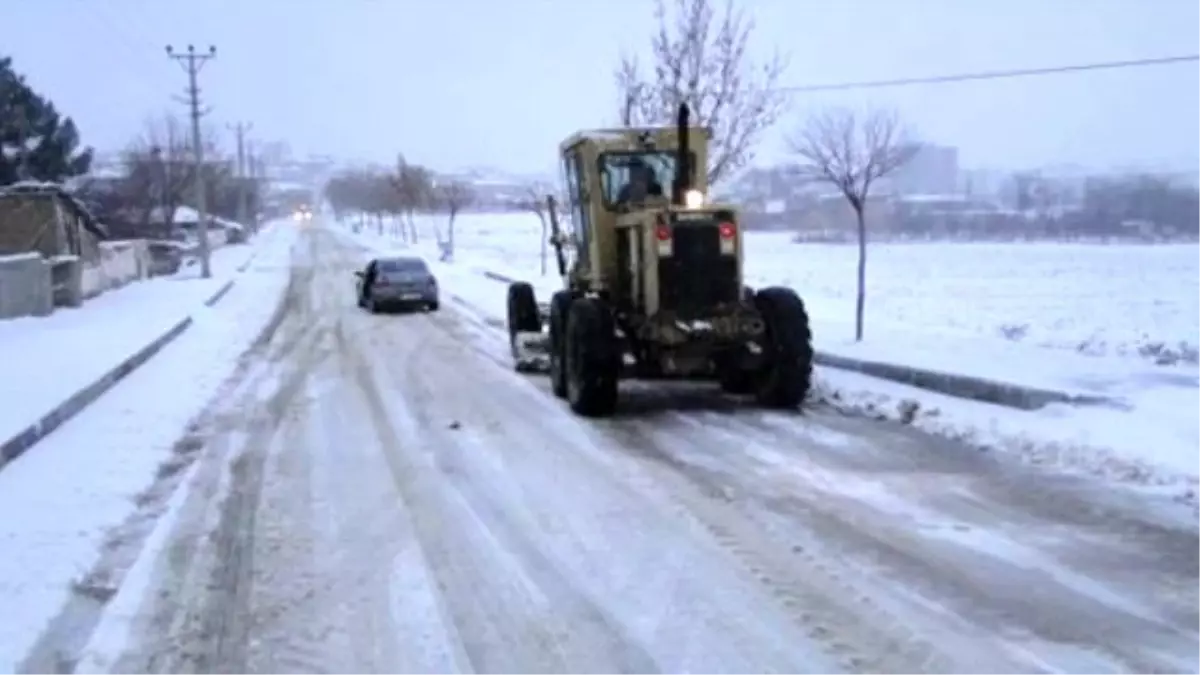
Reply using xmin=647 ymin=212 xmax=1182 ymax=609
xmin=885 ymin=144 xmax=959 ymax=195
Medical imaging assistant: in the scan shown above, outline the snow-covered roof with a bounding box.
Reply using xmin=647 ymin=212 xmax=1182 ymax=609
xmin=214 ymin=216 xmax=245 ymax=231
xmin=174 ymin=205 xmax=202 ymax=223
xmin=580 ymin=130 xmax=634 ymax=142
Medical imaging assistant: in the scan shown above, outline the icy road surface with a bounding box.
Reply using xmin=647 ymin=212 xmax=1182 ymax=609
xmin=78 ymin=227 xmax=1198 ymax=674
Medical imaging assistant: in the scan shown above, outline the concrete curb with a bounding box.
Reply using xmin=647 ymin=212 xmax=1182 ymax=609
xmin=482 ymin=270 xmax=516 ymax=284
xmin=812 ymin=351 xmax=1117 ymax=411
xmin=475 ymin=268 xmax=1119 ymax=412
xmin=203 ymin=279 xmax=236 ymax=307
xmin=0 ymin=268 xmax=249 ymax=472
xmin=0 ymin=316 xmax=195 ymax=470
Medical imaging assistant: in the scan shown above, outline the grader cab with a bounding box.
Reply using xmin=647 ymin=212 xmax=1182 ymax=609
xmin=506 ymin=103 xmax=813 ymax=417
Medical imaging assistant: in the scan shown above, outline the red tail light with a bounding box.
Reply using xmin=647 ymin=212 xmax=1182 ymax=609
xmin=655 ymin=223 xmax=672 ymax=241
xmin=718 ymin=222 xmax=737 ymax=239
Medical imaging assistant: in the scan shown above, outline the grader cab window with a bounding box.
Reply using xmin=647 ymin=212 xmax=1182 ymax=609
xmin=599 ymin=151 xmax=692 ymax=210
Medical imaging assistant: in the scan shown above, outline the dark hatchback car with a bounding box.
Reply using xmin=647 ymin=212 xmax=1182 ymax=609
xmin=355 ymin=255 xmax=440 ymax=313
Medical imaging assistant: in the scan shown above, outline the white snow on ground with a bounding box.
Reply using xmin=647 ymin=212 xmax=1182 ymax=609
xmin=0 ymin=234 xmax=268 ymax=447
xmin=0 ymin=223 xmax=299 ymax=671
xmin=403 ymin=212 xmax=1199 ymax=363
xmin=333 ymin=212 xmax=1199 ymax=496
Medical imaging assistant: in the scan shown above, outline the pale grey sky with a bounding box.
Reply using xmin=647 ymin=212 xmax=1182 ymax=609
xmin=7 ymin=0 xmax=1199 ymax=176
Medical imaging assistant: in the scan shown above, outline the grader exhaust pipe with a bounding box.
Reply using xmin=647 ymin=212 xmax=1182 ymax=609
xmin=672 ymin=103 xmax=691 ymax=206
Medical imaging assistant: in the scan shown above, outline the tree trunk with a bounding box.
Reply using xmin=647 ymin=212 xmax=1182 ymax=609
xmin=854 ymin=206 xmax=867 ymax=342
xmin=539 ymin=215 xmax=547 ymax=276
xmin=448 ymin=213 xmax=456 ymax=252
xmin=406 ymin=211 xmax=419 ymax=243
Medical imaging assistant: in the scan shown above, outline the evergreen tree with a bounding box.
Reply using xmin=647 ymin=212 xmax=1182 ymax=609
xmin=0 ymin=55 xmax=93 ymax=186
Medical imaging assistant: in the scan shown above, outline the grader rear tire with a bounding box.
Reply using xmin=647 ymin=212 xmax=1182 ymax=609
xmin=751 ymin=286 xmax=814 ymax=408
xmin=547 ymin=290 xmax=574 ymax=398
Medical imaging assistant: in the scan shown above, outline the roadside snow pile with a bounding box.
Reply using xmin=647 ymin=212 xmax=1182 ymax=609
xmin=811 ymin=368 xmax=1198 ymax=505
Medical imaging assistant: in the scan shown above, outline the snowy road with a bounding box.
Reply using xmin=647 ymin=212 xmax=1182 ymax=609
xmin=75 ymin=227 xmax=1198 ymax=674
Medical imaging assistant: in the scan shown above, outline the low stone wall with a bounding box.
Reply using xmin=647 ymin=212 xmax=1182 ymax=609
xmin=0 ymin=253 xmax=53 ymax=319
xmin=81 ymin=240 xmax=150 ymax=299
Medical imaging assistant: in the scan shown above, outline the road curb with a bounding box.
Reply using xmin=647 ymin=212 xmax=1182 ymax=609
xmin=482 ymin=270 xmax=515 ymax=284
xmin=0 ymin=262 xmax=256 ymax=472
xmin=203 ymin=280 xmax=236 ymax=307
xmin=475 ymin=268 xmax=1118 ymax=411
xmin=0 ymin=317 xmax=195 ymax=472
xmin=812 ymin=351 xmax=1116 ymax=411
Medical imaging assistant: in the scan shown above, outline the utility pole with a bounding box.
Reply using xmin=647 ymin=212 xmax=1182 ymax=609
xmin=228 ymin=121 xmax=252 ymax=231
xmin=167 ymin=44 xmax=217 ymax=278
xmin=247 ymin=141 xmax=262 ymax=234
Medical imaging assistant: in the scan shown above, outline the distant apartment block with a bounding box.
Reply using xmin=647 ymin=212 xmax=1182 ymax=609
xmin=885 ymin=143 xmax=959 ymax=195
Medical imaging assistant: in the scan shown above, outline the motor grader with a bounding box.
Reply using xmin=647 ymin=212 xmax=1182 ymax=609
xmin=505 ymin=103 xmax=813 ymax=417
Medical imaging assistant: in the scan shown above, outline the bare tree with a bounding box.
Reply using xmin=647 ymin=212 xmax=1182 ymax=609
xmin=391 ymin=154 xmax=433 ymax=243
xmin=789 ymin=107 xmax=919 ymax=341
xmin=615 ymin=0 xmax=788 ymax=186
xmin=434 ymin=179 xmax=474 ymax=256
xmin=519 ymin=183 xmax=557 ymax=276
xmin=125 ymin=115 xmax=197 ymax=233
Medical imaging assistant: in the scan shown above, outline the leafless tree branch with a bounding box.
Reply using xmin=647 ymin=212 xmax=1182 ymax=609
xmin=615 ymin=0 xmax=788 ymax=186
xmin=788 ymin=107 xmax=919 ymax=208
xmin=787 ymin=106 xmax=918 ymax=342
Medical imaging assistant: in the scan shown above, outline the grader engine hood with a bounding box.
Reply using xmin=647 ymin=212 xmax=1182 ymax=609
xmin=651 ymin=209 xmax=742 ymax=318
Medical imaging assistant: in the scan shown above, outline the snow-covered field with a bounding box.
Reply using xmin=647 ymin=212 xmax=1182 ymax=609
xmin=414 ymin=211 xmax=1199 ymax=364
xmin=340 ymin=211 xmax=1199 ymax=498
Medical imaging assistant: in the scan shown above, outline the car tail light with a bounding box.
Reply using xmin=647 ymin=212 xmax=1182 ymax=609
xmin=718 ymin=222 xmax=736 ymax=239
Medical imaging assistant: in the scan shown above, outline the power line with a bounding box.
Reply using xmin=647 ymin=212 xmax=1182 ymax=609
xmin=777 ymin=54 xmax=1200 ymax=94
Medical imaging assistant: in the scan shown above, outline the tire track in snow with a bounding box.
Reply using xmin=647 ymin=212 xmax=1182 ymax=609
xmin=338 ymin=319 xmax=619 ymax=672
xmin=147 ymin=290 xmax=330 ymax=672
xmin=420 ymin=278 xmax=1197 ymax=673
xmin=372 ymin=304 xmax=938 ymax=672
xmin=96 ymin=247 xmax=340 ymax=673
xmin=657 ymin=408 xmax=1200 ymax=673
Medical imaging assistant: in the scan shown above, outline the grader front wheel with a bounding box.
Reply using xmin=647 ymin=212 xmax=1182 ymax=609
xmin=506 ymin=282 xmax=542 ymax=371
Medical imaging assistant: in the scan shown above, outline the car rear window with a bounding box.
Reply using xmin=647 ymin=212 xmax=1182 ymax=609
xmin=378 ymin=258 xmax=427 ymax=273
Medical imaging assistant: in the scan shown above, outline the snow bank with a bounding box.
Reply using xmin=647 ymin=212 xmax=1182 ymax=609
xmin=0 ymin=237 xmax=264 ymax=448
xmin=0 ymin=223 xmax=298 ymax=671
xmin=813 ymin=368 xmax=1197 ymax=504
